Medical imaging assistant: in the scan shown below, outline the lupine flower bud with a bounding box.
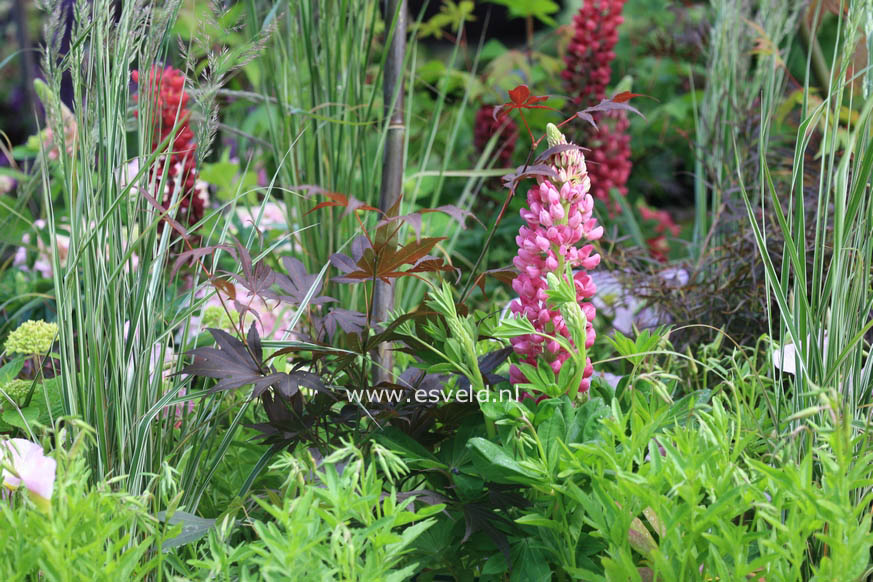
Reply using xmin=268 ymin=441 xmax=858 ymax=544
xmin=509 ymin=125 xmax=601 ymax=397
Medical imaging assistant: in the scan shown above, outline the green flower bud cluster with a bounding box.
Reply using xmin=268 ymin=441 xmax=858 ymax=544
xmin=4 ymin=320 xmax=59 ymax=356
xmin=201 ymin=306 xmax=240 ymax=331
xmin=1 ymin=379 xmax=34 ymax=405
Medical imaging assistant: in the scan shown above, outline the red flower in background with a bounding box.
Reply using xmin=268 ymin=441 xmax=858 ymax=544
xmin=474 ymin=105 xmax=518 ymax=169
xmin=639 ymin=204 xmax=680 ymax=261
xmin=562 ymin=0 xmax=626 ymax=110
xmin=563 ymin=0 xmax=632 ymax=209
xmin=640 ymin=205 xmax=680 ymax=237
xmin=584 ymin=110 xmax=631 ymax=209
xmin=132 ymin=65 xmax=208 ymax=229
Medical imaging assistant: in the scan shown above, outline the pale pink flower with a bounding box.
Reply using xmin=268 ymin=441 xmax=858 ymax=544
xmin=193 ymin=282 xmax=289 ymax=340
xmin=0 ymin=438 xmax=56 ymax=511
xmin=236 ymin=201 xmax=288 ymax=231
xmin=13 ymin=219 xmax=70 ymax=278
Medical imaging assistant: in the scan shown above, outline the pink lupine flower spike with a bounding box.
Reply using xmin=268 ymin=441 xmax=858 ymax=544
xmin=509 ymin=124 xmax=603 ymax=398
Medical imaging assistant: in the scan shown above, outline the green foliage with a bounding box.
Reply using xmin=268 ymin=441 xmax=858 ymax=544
xmin=562 ymin=389 xmax=873 ymax=580
xmin=484 ymin=0 xmax=560 ymax=26
xmin=415 ymin=1 xmax=476 ymax=40
xmin=7 ymin=0 xmax=873 ymax=580
xmin=183 ymin=443 xmax=443 ymax=581
xmin=0 ymin=430 xmax=169 ymax=581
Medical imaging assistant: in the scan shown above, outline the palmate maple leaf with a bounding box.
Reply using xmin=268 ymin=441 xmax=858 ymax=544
xmin=331 ymin=236 xmax=457 ymax=284
xmin=494 ymin=85 xmax=558 ymax=143
xmin=573 ymin=92 xmax=646 ymax=130
xmin=179 ymin=323 xmax=324 ymax=397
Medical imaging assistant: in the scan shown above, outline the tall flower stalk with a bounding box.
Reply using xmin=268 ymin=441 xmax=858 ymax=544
xmin=562 ymin=0 xmax=631 ymax=209
xmin=473 ymin=104 xmax=518 ymax=169
xmin=132 ymin=65 xmax=208 ymax=230
xmin=509 ymin=124 xmax=603 ymax=398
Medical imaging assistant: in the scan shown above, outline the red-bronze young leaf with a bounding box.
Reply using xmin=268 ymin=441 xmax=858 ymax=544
xmin=421 ymin=205 xmax=483 ymax=228
xmin=494 ymin=85 xmax=558 ymax=143
xmin=212 ymin=279 xmax=237 ymax=301
xmin=473 ymin=266 xmax=518 ymax=300
xmin=334 ymin=237 xmax=448 ymax=283
xmin=575 ymin=96 xmax=646 ymax=130
xmin=611 ymin=91 xmax=644 ymax=103
xmin=305 ymin=191 xmax=380 ymax=217
xmin=501 ymin=164 xmax=558 ymax=191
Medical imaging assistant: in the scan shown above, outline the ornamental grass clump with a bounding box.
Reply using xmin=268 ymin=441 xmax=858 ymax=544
xmin=509 ymin=125 xmax=603 ymax=396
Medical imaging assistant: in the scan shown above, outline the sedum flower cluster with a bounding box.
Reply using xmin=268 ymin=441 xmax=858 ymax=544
xmin=201 ymin=305 xmax=241 ymax=331
xmin=509 ymin=125 xmax=603 ymax=395
xmin=132 ymin=65 xmax=209 ymax=228
xmin=4 ymin=320 xmax=58 ymax=356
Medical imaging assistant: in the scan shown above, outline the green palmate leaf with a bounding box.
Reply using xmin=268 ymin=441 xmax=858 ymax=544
xmin=510 ymin=537 xmax=552 ymax=582
xmin=467 ymin=437 xmax=541 ymax=485
xmin=157 ymin=510 xmax=217 ymax=551
xmin=515 ymin=513 xmax=562 ymax=530
xmin=374 ymin=427 xmax=448 ymax=470
xmin=493 ymin=314 xmax=538 ymax=338
xmin=566 ymin=397 xmax=610 ymax=444
xmin=1 ymin=405 xmax=40 ymax=430
xmin=0 ymin=359 xmax=25 ymax=384
xmin=485 ymin=0 xmax=560 ymax=26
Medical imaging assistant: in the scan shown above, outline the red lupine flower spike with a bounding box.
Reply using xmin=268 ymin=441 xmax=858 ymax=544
xmin=132 ymin=65 xmax=208 ymax=229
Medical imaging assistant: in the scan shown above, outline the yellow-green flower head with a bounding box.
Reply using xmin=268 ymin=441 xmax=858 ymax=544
xmin=4 ymin=320 xmax=58 ymax=356
xmin=201 ymin=306 xmax=239 ymax=331
xmin=1 ymin=379 xmax=34 ymax=405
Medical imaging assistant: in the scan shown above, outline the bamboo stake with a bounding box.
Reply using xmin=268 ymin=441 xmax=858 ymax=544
xmin=373 ymin=0 xmax=407 ymax=386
